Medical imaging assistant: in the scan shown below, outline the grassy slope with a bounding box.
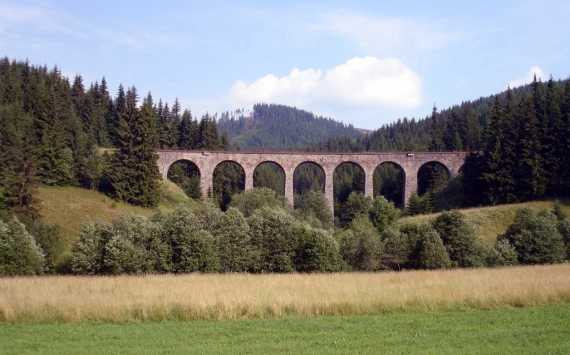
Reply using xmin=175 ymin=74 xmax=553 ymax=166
xmin=400 ymin=200 xmax=570 ymax=244
xmin=38 ymin=180 xmax=196 ymax=245
xmin=1 ymin=305 xmax=569 ymax=354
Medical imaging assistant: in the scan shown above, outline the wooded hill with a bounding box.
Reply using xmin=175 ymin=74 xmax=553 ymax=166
xmin=217 ymin=103 xmax=362 ymax=149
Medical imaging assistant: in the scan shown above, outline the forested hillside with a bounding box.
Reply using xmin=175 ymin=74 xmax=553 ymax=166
xmin=0 ymin=57 xmax=229 ymax=216
xmin=217 ymin=103 xmax=362 ymax=149
xmin=310 ymin=79 xmax=569 ymax=153
xmin=309 ymin=76 xmax=570 ymax=209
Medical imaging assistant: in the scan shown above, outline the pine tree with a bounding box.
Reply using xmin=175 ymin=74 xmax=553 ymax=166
xmin=544 ymin=77 xmax=562 ymax=194
xmin=428 ymin=105 xmax=445 ymax=151
xmin=561 ymin=80 xmax=570 ymax=195
xmin=110 ymin=88 xmax=161 ymax=207
xmin=177 ymin=109 xmax=193 ymax=149
xmin=462 ymin=102 xmax=481 ymax=151
xmin=515 ymin=95 xmax=543 ymax=201
xmin=531 ymin=75 xmax=548 ymax=197
xmin=0 ymin=144 xmax=40 ymax=220
xmin=481 ymin=95 xmax=516 ymax=204
xmin=108 ymin=84 xmax=126 ymax=146
xmin=443 ymin=110 xmax=462 ymax=151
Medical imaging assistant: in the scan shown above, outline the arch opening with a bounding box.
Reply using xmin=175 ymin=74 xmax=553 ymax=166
xmin=417 ymin=161 xmax=451 ymax=196
xmin=167 ymin=160 xmax=202 ymax=199
xmin=373 ymin=162 xmax=405 ymax=209
xmin=253 ymin=161 xmax=285 ymax=196
xmin=293 ymin=162 xmax=325 ymax=208
xmin=334 ymin=162 xmax=365 ymax=226
xmin=213 ymin=161 xmax=245 ymax=211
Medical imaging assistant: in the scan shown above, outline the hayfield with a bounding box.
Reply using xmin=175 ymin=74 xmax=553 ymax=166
xmin=1 ymin=264 xmax=569 ymax=324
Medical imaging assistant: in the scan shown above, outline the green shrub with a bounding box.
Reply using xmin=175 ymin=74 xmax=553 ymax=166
xmin=369 ymin=195 xmax=399 ymax=234
xmin=338 ymin=192 xmax=373 ymax=228
xmin=293 ymin=191 xmax=333 ymax=230
xmin=417 ymin=229 xmax=451 ymax=269
xmin=295 ymin=226 xmax=343 ymax=272
xmin=27 ymin=221 xmax=65 ymax=273
xmin=229 ymin=187 xmax=289 ymax=218
xmin=499 ymin=208 xmax=565 ymax=265
xmin=71 ymin=218 xmax=103 ymax=275
xmin=213 ymin=207 xmax=252 ymax=272
xmin=338 ymin=217 xmax=386 ymax=271
xmin=0 ymin=217 xmax=45 ymax=276
xmin=400 ymin=223 xmax=450 ymax=270
xmin=483 ymin=239 xmax=518 ymax=267
xmin=433 ymin=210 xmax=483 ymax=268
xmin=247 ymin=206 xmax=300 ymax=273
xmin=162 ymin=205 xmax=219 ymax=273
xmin=103 ymin=214 xmax=169 ymax=275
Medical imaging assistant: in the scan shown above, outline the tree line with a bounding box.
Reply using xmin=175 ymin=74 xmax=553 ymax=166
xmin=2 ymin=187 xmax=569 ymax=276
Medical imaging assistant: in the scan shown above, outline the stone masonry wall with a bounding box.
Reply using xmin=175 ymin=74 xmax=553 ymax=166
xmin=157 ymin=150 xmax=467 ymax=214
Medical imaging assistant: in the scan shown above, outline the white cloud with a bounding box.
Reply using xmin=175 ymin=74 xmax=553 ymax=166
xmin=508 ymin=66 xmax=549 ymax=88
xmin=223 ymin=56 xmax=422 ymax=113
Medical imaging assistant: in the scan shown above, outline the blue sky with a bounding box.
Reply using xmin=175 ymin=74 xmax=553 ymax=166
xmin=1 ymin=0 xmax=568 ymax=129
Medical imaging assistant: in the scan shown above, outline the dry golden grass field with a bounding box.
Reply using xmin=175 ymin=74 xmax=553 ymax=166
xmin=1 ymin=264 xmax=569 ymax=324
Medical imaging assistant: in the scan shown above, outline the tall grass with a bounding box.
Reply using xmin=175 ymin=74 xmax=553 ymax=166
xmin=1 ymin=264 xmax=569 ymax=324
xmin=38 ymin=181 xmax=195 ymax=244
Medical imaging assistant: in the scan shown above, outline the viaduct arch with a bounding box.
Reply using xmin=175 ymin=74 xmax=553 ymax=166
xmin=157 ymin=150 xmax=467 ymax=212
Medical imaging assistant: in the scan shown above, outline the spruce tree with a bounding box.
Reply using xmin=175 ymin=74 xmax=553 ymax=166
xmin=481 ymin=95 xmax=515 ymax=204
xmin=561 ymin=80 xmax=570 ymax=196
xmin=544 ymin=77 xmax=562 ymax=194
xmin=531 ymin=76 xmax=548 ymax=197
xmin=428 ymin=105 xmax=445 ymax=151
xmin=110 ymin=89 xmax=161 ymax=207
xmin=178 ymin=109 xmax=193 ymax=150
xmin=515 ymin=95 xmax=542 ymax=201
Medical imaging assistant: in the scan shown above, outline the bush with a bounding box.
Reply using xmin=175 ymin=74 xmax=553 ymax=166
xmin=295 ymin=226 xmax=343 ymax=272
xmin=162 ymin=205 xmax=219 ymax=273
xmin=0 ymin=217 xmax=45 ymax=276
xmin=400 ymin=223 xmax=450 ymax=270
xmin=338 ymin=192 xmax=373 ymax=228
xmin=71 ymin=218 xmax=103 ymax=275
xmin=212 ymin=207 xmax=252 ymax=272
xmin=433 ymin=210 xmax=483 ymax=268
xmin=369 ymin=195 xmax=399 ymax=234
xmin=247 ymin=206 xmax=300 ymax=273
xmin=338 ymin=217 xmax=386 ymax=271
xmin=499 ymin=208 xmax=565 ymax=265
xmin=417 ymin=229 xmax=451 ymax=270
xmin=293 ymin=191 xmax=333 ymax=230
xmin=103 ymin=214 xmax=169 ymax=274
xmin=483 ymin=239 xmax=518 ymax=267
xmin=27 ymin=221 xmax=65 ymax=273
xmin=229 ymin=187 xmax=289 ymax=218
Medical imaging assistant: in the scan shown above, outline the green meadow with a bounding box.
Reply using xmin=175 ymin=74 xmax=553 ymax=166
xmin=2 ymin=305 xmax=569 ymax=354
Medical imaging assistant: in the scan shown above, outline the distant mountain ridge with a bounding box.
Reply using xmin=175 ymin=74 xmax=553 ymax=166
xmin=216 ymin=103 xmax=363 ymax=149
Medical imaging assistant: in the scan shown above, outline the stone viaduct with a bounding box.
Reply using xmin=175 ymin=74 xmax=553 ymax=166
xmin=157 ymin=150 xmax=467 ymax=212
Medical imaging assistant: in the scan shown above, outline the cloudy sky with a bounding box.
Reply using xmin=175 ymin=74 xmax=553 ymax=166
xmin=1 ymin=0 xmax=568 ymax=129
